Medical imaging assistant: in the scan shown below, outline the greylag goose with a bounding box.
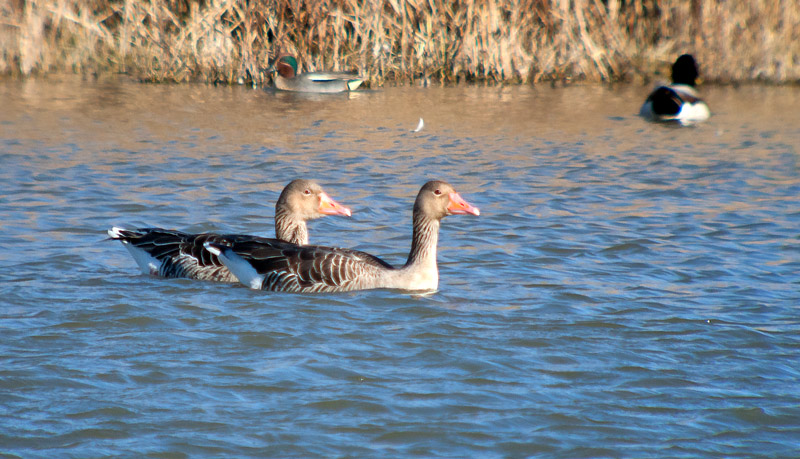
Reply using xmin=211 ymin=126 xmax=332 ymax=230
xmin=640 ymin=54 xmax=710 ymax=125
xmin=108 ymin=179 xmax=351 ymax=282
xmin=204 ymin=180 xmax=480 ymax=293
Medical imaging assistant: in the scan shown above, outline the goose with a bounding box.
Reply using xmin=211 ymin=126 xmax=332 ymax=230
xmin=269 ymin=55 xmax=363 ymax=93
xmin=640 ymin=54 xmax=710 ymax=125
xmin=204 ymin=180 xmax=480 ymax=293
xmin=108 ymin=179 xmax=351 ymax=282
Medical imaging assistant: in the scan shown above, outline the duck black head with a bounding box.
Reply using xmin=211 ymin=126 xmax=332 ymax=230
xmin=671 ymin=54 xmax=700 ymax=86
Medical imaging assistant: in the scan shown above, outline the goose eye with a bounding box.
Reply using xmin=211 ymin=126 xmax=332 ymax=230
xmin=303 ymin=189 xmax=312 ymax=195
xmin=434 ymin=189 xmax=442 ymax=195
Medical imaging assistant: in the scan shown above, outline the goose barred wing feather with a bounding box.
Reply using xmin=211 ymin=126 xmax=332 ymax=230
xmin=291 ymin=246 xmax=393 ymax=292
xmin=228 ymin=241 xmax=393 ymax=293
xmin=111 ymin=228 xmax=262 ymax=281
xmin=112 ymin=227 xmax=191 ymax=260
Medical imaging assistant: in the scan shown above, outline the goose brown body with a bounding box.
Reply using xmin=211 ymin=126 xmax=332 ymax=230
xmin=206 ymin=181 xmax=480 ymax=293
xmin=108 ymin=179 xmax=350 ymax=282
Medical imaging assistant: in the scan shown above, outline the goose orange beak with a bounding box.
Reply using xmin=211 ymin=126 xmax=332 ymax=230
xmin=448 ymin=192 xmax=480 ymax=216
xmin=318 ymin=192 xmax=352 ymax=217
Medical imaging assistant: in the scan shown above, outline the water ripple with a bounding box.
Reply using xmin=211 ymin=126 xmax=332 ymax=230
xmin=1 ymin=80 xmax=799 ymax=457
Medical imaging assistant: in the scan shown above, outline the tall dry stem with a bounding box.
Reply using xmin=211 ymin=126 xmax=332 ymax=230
xmin=1 ymin=0 xmax=798 ymax=84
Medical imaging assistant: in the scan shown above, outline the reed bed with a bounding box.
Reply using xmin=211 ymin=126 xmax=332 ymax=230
xmin=1 ymin=0 xmax=798 ymax=85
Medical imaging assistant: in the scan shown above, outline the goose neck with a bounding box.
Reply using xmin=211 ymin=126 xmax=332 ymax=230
xmin=405 ymin=215 xmax=440 ymax=268
xmin=275 ymin=209 xmax=308 ymax=245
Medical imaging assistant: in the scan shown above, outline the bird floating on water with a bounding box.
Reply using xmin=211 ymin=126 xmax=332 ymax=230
xmin=640 ymin=54 xmax=710 ymax=126
xmin=269 ymin=55 xmax=363 ymax=93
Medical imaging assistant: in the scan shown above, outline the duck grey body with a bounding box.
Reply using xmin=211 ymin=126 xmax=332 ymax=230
xmin=271 ymin=55 xmax=363 ymax=93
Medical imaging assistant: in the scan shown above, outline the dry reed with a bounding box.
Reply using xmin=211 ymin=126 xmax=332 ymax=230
xmin=1 ymin=0 xmax=798 ymax=85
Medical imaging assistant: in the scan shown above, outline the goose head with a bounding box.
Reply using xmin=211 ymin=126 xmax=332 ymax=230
xmin=414 ymin=180 xmax=480 ymax=222
xmin=277 ymin=179 xmax=351 ymax=221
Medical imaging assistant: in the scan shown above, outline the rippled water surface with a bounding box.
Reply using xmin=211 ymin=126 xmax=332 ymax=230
xmin=2 ymin=77 xmax=799 ymax=457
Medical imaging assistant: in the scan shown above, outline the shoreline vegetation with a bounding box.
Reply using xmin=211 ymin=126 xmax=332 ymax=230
xmin=1 ymin=0 xmax=798 ymax=87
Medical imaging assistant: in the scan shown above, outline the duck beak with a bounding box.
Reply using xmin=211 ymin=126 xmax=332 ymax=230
xmin=447 ymin=192 xmax=480 ymax=216
xmin=318 ymin=192 xmax=352 ymax=217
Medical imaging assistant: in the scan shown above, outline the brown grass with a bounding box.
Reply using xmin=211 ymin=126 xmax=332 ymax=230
xmin=1 ymin=0 xmax=798 ymax=85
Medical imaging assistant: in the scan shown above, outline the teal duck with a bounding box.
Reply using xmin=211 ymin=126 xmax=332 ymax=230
xmin=270 ymin=55 xmax=363 ymax=93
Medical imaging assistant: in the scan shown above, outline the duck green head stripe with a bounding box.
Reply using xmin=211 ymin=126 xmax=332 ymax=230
xmin=279 ymin=56 xmax=298 ymax=74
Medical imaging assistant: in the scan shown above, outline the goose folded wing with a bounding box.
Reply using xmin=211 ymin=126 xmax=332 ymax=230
xmin=229 ymin=242 xmax=392 ymax=291
xmin=118 ymin=228 xmax=191 ymax=260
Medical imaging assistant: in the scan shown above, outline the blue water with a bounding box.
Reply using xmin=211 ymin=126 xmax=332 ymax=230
xmin=1 ymin=78 xmax=799 ymax=457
